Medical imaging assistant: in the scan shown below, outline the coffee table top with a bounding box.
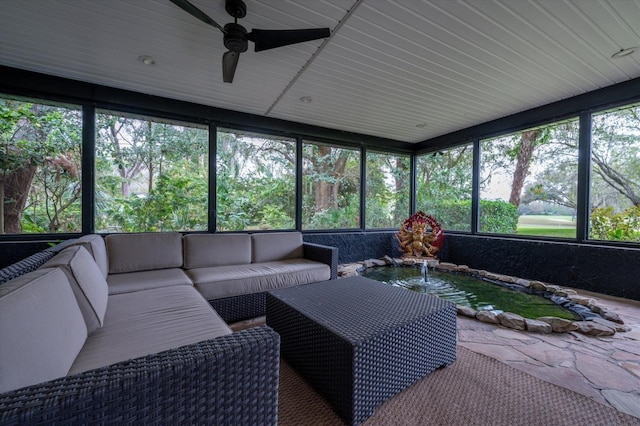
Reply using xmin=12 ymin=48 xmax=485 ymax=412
xmin=268 ymin=276 xmax=455 ymax=343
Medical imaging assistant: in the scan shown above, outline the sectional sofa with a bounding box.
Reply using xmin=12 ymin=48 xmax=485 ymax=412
xmin=0 ymin=231 xmax=337 ymax=424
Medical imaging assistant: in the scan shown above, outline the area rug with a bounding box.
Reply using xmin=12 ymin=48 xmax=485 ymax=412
xmin=278 ymin=346 xmax=640 ymax=426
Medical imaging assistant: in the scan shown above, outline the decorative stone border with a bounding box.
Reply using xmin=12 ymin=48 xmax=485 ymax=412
xmin=338 ymin=256 xmax=630 ymax=337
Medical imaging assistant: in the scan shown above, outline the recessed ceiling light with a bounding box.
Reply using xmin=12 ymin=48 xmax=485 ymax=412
xmin=415 ymin=122 xmax=427 ymax=128
xmin=611 ymin=47 xmax=637 ymax=59
xmin=299 ymin=96 xmax=313 ymax=104
xmin=138 ymin=55 xmax=156 ymax=65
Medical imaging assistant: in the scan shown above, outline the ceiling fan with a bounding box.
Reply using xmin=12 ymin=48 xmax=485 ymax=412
xmin=170 ymin=0 xmax=331 ymax=83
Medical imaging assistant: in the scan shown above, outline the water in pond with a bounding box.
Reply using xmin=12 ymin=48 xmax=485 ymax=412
xmin=361 ymin=266 xmax=582 ymax=321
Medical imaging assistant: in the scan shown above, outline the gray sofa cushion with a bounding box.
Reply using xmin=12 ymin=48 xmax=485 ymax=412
xmin=187 ymin=259 xmax=330 ymax=300
xmin=106 ymin=232 xmax=183 ymax=274
xmin=107 ymin=268 xmax=193 ymax=295
xmin=0 ymin=268 xmax=87 ymax=393
xmin=183 ymin=233 xmax=251 ymax=269
xmin=72 ymin=234 xmax=109 ymax=279
xmin=251 ymin=232 xmax=303 ymax=263
xmin=41 ymin=246 xmax=109 ymax=332
xmin=69 ymin=286 xmax=231 ymax=375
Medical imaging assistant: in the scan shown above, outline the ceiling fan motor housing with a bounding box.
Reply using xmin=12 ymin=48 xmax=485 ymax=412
xmin=224 ymin=22 xmax=248 ymax=52
xmin=225 ymin=0 xmax=247 ymax=19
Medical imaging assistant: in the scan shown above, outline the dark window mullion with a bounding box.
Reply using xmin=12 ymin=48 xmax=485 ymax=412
xmin=209 ymin=124 xmax=217 ymax=232
xmin=82 ymin=104 xmax=95 ymax=234
xmin=471 ymin=139 xmax=481 ymax=234
xmin=296 ymin=137 xmax=303 ymax=231
xmin=360 ymin=147 xmax=366 ymax=230
xmin=576 ymin=113 xmax=592 ymax=242
xmin=410 ymin=153 xmax=416 ymax=216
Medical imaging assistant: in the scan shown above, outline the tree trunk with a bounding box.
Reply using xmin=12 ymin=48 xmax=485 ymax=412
xmin=313 ymin=146 xmax=347 ymax=211
xmin=3 ymin=165 xmax=37 ymax=233
xmin=120 ymin=169 xmax=131 ymax=198
xmin=394 ymin=157 xmax=408 ymax=192
xmin=47 ymin=181 xmax=81 ymax=233
xmin=109 ymin=122 xmax=133 ymax=197
xmin=148 ymin=161 xmax=154 ymax=193
xmin=509 ymin=130 xmax=540 ymax=206
xmin=315 ymin=181 xmax=331 ymax=211
xmin=331 ymin=156 xmax=347 ymax=209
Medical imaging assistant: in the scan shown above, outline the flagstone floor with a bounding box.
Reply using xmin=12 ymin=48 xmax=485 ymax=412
xmin=456 ymin=289 xmax=640 ymax=419
xmin=231 ymin=288 xmax=640 ymax=420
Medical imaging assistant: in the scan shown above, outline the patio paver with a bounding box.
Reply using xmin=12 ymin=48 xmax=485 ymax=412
xmin=457 ymin=289 xmax=640 ymax=419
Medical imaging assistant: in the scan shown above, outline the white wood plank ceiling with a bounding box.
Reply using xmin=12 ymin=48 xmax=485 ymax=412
xmin=1 ymin=0 xmax=639 ymax=143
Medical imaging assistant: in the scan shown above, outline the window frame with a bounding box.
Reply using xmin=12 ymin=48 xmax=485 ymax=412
xmin=1 ymin=68 xmax=639 ymax=250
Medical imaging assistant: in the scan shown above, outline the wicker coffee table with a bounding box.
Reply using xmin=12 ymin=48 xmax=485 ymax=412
xmin=266 ymin=276 xmax=457 ymax=425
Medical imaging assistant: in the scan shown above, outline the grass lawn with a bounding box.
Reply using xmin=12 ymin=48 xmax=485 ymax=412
xmin=517 ymin=215 xmax=576 ymax=238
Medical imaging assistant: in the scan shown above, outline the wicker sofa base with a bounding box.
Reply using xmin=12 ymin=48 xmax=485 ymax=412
xmin=0 ymin=325 xmax=280 ymax=425
xmin=266 ymin=276 xmax=457 ymax=426
xmin=209 ymin=292 xmax=267 ymax=324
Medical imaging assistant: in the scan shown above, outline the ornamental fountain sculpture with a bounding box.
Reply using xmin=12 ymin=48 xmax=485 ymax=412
xmin=395 ymin=211 xmax=444 ymax=260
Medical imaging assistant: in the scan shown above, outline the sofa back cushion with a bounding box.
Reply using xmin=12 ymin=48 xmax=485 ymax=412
xmin=72 ymin=234 xmax=109 ymax=279
xmin=41 ymin=246 xmax=109 ymax=332
xmin=106 ymin=232 xmax=183 ymax=274
xmin=252 ymin=232 xmax=304 ymax=263
xmin=183 ymin=233 xmax=251 ymax=269
xmin=0 ymin=268 xmax=87 ymax=393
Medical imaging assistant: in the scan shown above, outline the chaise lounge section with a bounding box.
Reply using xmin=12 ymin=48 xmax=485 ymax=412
xmin=0 ymin=231 xmax=337 ymax=424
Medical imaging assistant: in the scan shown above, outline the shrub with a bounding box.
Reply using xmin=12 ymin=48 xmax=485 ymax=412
xmin=420 ymin=200 xmax=471 ymax=232
xmin=590 ymin=205 xmax=640 ymax=242
xmin=480 ymin=200 xmax=519 ymax=234
xmin=420 ymin=199 xmax=518 ymax=234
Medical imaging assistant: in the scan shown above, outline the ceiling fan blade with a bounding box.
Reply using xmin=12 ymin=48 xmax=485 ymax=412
xmin=170 ymin=0 xmax=226 ymax=34
xmin=248 ymin=28 xmax=330 ymax=52
xmin=222 ymin=51 xmax=240 ymax=83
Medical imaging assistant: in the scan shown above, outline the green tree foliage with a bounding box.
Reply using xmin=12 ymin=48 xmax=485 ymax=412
xmin=3 ymin=95 xmax=640 ymax=242
xmin=366 ymin=152 xmax=410 ymax=228
xmin=479 ymin=200 xmax=519 ymax=233
xmin=417 ymin=145 xmax=473 ymax=231
xmin=587 ymin=105 xmax=640 ymax=241
xmin=416 ymin=198 xmax=518 ymax=234
xmin=519 ymin=121 xmax=579 ymax=212
xmin=522 ymin=109 xmax=640 ymax=220
xmin=98 ymin=165 xmax=207 ymax=232
xmin=216 ymin=130 xmax=295 ymax=231
xmin=420 ymin=199 xmax=472 ymax=231
xmin=95 ymin=112 xmax=208 ymax=232
xmin=591 ymin=106 xmax=640 ymax=209
xmin=590 ymin=205 xmax=640 ymax=242
xmin=302 ymin=143 xmax=360 ymax=229
xmin=480 ymin=120 xmax=579 ymax=236
xmin=0 ymin=98 xmax=82 ymax=234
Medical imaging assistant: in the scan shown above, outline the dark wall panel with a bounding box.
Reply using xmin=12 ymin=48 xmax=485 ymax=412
xmin=0 ymin=241 xmax=59 ymax=269
xmin=304 ymin=232 xmax=401 ymax=264
xmin=441 ymin=234 xmax=640 ymax=301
